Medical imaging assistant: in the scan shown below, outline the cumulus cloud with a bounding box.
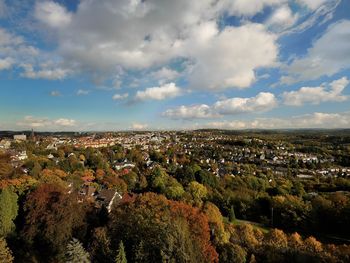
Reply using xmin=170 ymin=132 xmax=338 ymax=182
xmin=131 ymin=123 xmax=148 ymax=130
xmin=283 ymin=77 xmax=349 ymax=106
xmin=77 ymin=89 xmax=90 ymax=96
xmin=296 ymin=0 xmax=327 ymax=10
xmin=50 ymin=90 xmax=61 ymax=97
xmin=203 ymin=112 xmax=350 ymax=130
xmin=54 ymin=118 xmax=76 ymax=126
xmin=17 ymin=116 xmax=76 ymax=130
xmin=266 ymin=5 xmax=298 ymax=30
xmin=35 ymin=1 xmax=72 ymax=28
xmin=188 ymin=23 xmax=278 ymax=90
xmin=29 ymin=0 xmax=280 ymax=90
xmin=0 ymin=57 xmax=14 ymax=70
xmin=162 ymin=104 xmax=218 ymax=120
xmin=285 ymin=20 xmax=350 ymax=81
xmin=151 ymin=67 xmax=179 ymax=84
xmin=0 ymin=27 xmax=23 ymax=46
xmin=112 ymin=93 xmax=129 ymax=100
xmin=20 ymin=63 xmax=69 ymax=80
xmin=0 ymin=27 xmax=38 ymax=63
xmin=163 ymin=92 xmax=277 ymax=120
xmin=214 ymin=92 xmax=278 ymax=114
xmin=135 ymin=82 xmax=182 ymax=101
xmin=222 ymin=0 xmax=286 ymax=17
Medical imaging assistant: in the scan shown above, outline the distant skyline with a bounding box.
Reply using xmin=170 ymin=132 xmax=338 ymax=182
xmin=1 ymin=0 xmax=350 ymax=131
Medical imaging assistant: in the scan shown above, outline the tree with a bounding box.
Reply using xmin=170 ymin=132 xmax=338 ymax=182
xmin=30 ymin=161 xmax=42 ymax=178
xmin=218 ymin=243 xmax=246 ymax=263
xmin=22 ymin=184 xmax=87 ymax=260
xmin=203 ymin=202 xmax=229 ymax=245
xmin=265 ymin=229 xmax=288 ymax=249
xmin=109 ymin=193 xmax=218 ymax=263
xmin=188 ymin=181 xmax=207 ymax=205
xmin=0 ymin=238 xmax=13 ymax=263
xmin=89 ymin=227 xmax=113 ymax=263
xmin=65 ymin=238 xmax=90 ymax=263
xmin=0 ymin=188 xmax=18 ymax=237
xmin=304 ymin=236 xmax=323 ymax=253
xmin=115 ymin=241 xmax=127 ymax=263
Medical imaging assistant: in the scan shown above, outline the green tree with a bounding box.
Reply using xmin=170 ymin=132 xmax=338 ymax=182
xmin=0 ymin=238 xmax=13 ymax=263
xmin=188 ymin=181 xmax=207 ymax=205
xmin=218 ymin=243 xmax=246 ymax=263
xmin=30 ymin=161 xmax=42 ymax=178
xmin=65 ymin=238 xmax=90 ymax=263
xmin=115 ymin=241 xmax=127 ymax=263
xmin=0 ymin=188 xmax=18 ymax=237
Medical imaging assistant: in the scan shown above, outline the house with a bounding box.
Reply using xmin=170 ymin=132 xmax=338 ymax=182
xmin=114 ymin=162 xmax=135 ymax=171
xmin=0 ymin=139 xmax=11 ymax=149
xmin=14 ymin=134 xmax=26 ymax=141
xmin=78 ymin=185 xmax=96 ymax=202
xmin=96 ymin=189 xmax=122 ymax=213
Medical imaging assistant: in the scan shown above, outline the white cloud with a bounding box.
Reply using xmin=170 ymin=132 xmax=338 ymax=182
xmin=54 ymin=118 xmax=76 ymax=127
xmin=163 ymin=92 xmax=277 ymax=120
xmin=214 ymin=92 xmax=278 ymax=114
xmin=77 ymin=89 xmax=90 ymax=96
xmin=188 ymin=23 xmax=278 ymax=90
xmin=266 ymin=5 xmax=298 ymax=30
xmin=20 ymin=63 xmax=69 ymax=80
xmin=29 ymin=0 xmax=280 ymax=90
xmin=151 ymin=67 xmax=179 ymax=84
xmin=283 ymin=77 xmax=349 ymax=106
xmin=135 ymin=82 xmax=182 ymax=101
xmin=203 ymin=112 xmax=350 ymax=129
xmin=35 ymin=1 xmax=72 ymax=28
xmin=50 ymin=90 xmax=61 ymax=97
xmin=131 ymin=123 xmax=148 ymax=130
xmin=0 ymin=57 xmax=14 ymax=70
xmin=296 ymin=0 xmax=327 ymax=10
xmin=285 ymin=20 xmax=350 ymax=81
xmin=223 ymin=0 xmax=287 ymax=17
xmin=0 ymin=27 xmax=23 ymax=46
xmin=162 ymin=104 xmax=218 ymax=120
xmin=17 ymin=116 xmax=76 ymax=129
xmin=112 ymin=93 xmax=129 ymax=100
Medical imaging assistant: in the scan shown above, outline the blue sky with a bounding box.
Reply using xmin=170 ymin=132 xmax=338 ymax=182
xmin=0 ymin=0 xmax=350 ymax=131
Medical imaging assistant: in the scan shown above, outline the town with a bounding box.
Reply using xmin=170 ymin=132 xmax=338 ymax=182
xmin=1 ymin=129 xmax=350 ymax=262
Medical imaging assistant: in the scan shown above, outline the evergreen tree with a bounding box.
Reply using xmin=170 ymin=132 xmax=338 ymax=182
xmin=65 ymin=238 xmax=90 ymax=263
xmin=0 ymin=238 xmax=13 ymax=263
xmin=133 ymin=241 xmax=145 ymax=263
xmin=115 ymin=241 xmax=127 ymax=263
xmin=0 ymin=188 xmax=18 ymax=237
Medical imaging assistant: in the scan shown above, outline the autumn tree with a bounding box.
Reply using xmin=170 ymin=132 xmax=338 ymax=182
xmin=217 ymin=243 xmax=247 ymax=263
xmin=21 ymin=184 xmax=87 ymax=260
xmin=0 ymin=188 xmax=18 ymax=237
xmin=187 ymin=181 xmax=207 ymax=205
xmin=0 ymin=238 xmax=13 ymax=263
xmin=108 ymin=193 xmax=218 ymax=263
xmin=88 ymin=227 xmax=113 ymax=263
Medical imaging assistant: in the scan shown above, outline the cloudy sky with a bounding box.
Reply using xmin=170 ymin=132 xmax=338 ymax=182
xmin=0 ymin=0 xmax=350 ymax=131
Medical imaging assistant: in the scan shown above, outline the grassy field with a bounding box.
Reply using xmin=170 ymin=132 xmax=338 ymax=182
xmin=232 ymin=219 xmax=270 ymax=233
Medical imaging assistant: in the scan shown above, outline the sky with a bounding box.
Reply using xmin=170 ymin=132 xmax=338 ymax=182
xmin=0 ymin=0 xmax=350 ymax=131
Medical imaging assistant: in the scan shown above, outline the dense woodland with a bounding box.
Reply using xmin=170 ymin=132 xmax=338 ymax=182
xmin=0 ymin=130 xmax=350 ymax=262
